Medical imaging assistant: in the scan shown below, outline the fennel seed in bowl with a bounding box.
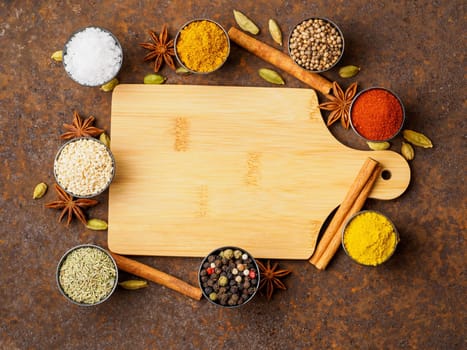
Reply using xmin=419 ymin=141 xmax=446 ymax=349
xmin=57 ymin=245 xmax=118 ymax=305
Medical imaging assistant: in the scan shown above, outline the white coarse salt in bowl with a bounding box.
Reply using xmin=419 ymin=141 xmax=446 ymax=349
xmin=54 ymin=137 xmax=115 ymax=198
xmin=63 ymin=26 xmax=123 ymax=87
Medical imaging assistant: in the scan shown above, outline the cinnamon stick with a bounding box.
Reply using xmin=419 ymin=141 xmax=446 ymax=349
xmin=109 ymin=252 xmax=202 ymax=301
xmin=309 ymin=158 xmax=381 ymax=269
xmin=228 ymin=27 xmax=333 ymax=95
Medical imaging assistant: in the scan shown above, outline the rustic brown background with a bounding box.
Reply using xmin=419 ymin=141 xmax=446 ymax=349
xmin=0 ymin=1 xmax=465 ymax=349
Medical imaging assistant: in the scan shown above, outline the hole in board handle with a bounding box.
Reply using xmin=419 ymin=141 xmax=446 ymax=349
xmin=381 ymin=169 xmax=392 ymax=180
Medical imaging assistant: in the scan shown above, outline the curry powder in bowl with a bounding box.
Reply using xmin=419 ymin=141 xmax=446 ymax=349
xmin=342 ymin=210 xmax=399 ymax=266
xmin=175 ymin=19 xmax=230 ymax=74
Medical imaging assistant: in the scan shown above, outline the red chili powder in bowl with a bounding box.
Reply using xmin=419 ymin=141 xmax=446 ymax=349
xmin=350 ymin=88 xmax=404 ymax=141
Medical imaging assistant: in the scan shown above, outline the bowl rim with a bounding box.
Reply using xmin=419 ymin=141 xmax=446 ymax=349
xmin=62 ymin=25 xmax=123 ymax=87
xmin=287 ymin=16 xmax=345 ymax=73
xmin=349 ymin=86 xmax=406 ymax=142
xmin=174 ymin=18 xmax=230 ymax=74
xmin=341 ymin=210 xmax=400 ymax=266
xmin=56 ymin=244 xmax=119 ymax=306
xmin=53 ymin=136 xmax=116 ymax=198
xmin=198 ymin=246 xmax=260 ymax=308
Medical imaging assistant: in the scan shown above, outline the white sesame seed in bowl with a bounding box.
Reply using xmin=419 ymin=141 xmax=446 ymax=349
xmin=54 ymin=137 xmax=115 ymax=198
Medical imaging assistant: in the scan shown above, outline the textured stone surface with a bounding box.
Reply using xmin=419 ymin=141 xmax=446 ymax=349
xmin=0 ymin=1 xmax=465 ymax=349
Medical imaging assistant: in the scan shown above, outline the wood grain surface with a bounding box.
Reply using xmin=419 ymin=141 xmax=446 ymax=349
xmin=108 ymin=84 xmax=410 ymax=258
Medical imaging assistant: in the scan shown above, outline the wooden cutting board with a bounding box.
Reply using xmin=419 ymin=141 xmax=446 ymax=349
xmin=108 ymin=84 xmax=410 ymax=259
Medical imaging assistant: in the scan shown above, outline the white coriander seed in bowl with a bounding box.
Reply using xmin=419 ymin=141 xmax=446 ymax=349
xmin=54 ymin=137 xmax=115 ymax=198
xmin=288 ymin=17 xmax=344 ymax=73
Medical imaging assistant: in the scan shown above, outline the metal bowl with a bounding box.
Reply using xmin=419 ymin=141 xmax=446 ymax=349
xmin=63 ymin=26 xmax=123 ymax=87
xmin=342 ymin=210 xmax=400 ymax=266
xmin=174 ymin=18 xmax=230 ymax=74
xmin=54 ymin=137 xmax=116 ymax=198
xmin=288 ymin=17 xmax=344 ymax=73
xmin=198 ymin=246 xmax=260 ymax=308
xmin=56 ymin=244 xmax=118 ymax=306
xmin=349 ymin=87 xmax=406 ymax=142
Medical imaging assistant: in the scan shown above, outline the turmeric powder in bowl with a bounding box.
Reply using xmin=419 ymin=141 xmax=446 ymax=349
xmin=342 ymin=210 xmax=399 ymax=266
xmin=175 ymin=19 xmax=230 ymax=73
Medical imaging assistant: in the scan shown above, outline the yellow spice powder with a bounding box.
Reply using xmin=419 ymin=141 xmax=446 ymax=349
xmin=176 ymin=20 xmax=229 ymax=72
xmin=343 ymin=211 xmax=399 ymax=266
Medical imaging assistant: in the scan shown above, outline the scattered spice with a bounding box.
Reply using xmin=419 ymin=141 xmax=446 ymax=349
xmin=54 ymin=138 xmax=114 ymax=197
xmin=289 ymin=18 xmax=343 ymax=71
xmin=256 ymin=260 xmax=291 ymax=301
xmin=58 ymin=246 xmax=117 ymax=304
xmin=45 ymin=184 xmax=98 ymax=226
xmin=343 ymin=211 xmax=399 ymax=266
xmin=319 ymin=81 xmax=357 ymax=129
xmin=61 ymin=111 xmax=104 ymax=140
xmin=33 ymin=182 xmax=48 ymax=199
xmin=63 ymin=27 xmax=122 ymax=86
xmin=119 ymin=280 xmax=148 ymax=290
xmin=402 ymin=129 xmax=433 ymax=148
xmin=143 ymin=73 xmax=166 ymax=84
xmin=110 ymin=252 xmax=202 ymax=300
xmin=228 ymin=27 xmax=333 ymax=95
xmin=258 ymin=68 xmax=285 ymax=85
xmin=367 ymin=141 xmax=390 ymax=151
xmin=309 ymin=158 xmax=382 ymax=270
xmin=199 ymin=248 xmax=259 ymax=307
xmin=268 ymin=19 xmax=282 ymax=46
xmin=100 ymin=77 xmax=119 ymax=92
xmin=401 ymin=141 xmax=415 ymax=160
xmin=176 ymin=20 xmax=229 ymax=73
xmin=99 ymin=132 xmax=111 ymax=148
xmin=233 ymin=9 xmax=260 ymax=35
xmin=175 ymin=66 xmax=191 ymax=75
xmin=140 ymin=24 xmax=176 ymax=73
xmin=350 ymin=88 xmax=404 ymax=141
xmin=86 ymin=218 xmax=108 ymax=231
xmin=338 ymin=65 xmax=360 ymax=78
xmin=51 ymin=50 xmax=63 ymax=62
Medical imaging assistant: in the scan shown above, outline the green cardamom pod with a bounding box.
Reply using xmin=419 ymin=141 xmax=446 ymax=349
xmin=33 ymin=182 xmax=48 ymax=199
xmin=144 ymin=73 xmax=166 ymax=84
xmin=367 ymin=141 xmax=390 ymax=150
xmin=402 ymin=129 xmax=433 ymax=148
xmin=401 ymin=141 xmax=415 ymax=160
xmin=338 ymin=65 xmax=360 ymax=78
xmin=258 ymin=68 xmax=285 ymax=85
xmin=86 ymin=218 xmax=108 ymax=231
xmin=119 ymin=280 xmax=148 ymax=290
xmin=100 ymin=78 xmax=119 ymax=92
xmin=233 ymin=10 xmax=260 ymax=35
xmin=51 ymin=50 xmax=63 ymax=62
xmin=268 ymin=19 xmax=282 ymax=46
xmin=176 ymin=67 xmax=192 ymax=75
xmin=99 ymin=132 xmax=111 ymax=148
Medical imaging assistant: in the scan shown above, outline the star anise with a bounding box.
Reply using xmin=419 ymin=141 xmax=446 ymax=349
xmin=45 ymin=184 xmax=98 ymax=226
xmin=257 ymin=260 xmax=291 ymax=301
xmin=319 ymin=81 xmax=358 ymax=129
xmin=61 ymin=111 xmax=104 ymax=140
xmin=139 ymin=24 xmax=176 ymax=72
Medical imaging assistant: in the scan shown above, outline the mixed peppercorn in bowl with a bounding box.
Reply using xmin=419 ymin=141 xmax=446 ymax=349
xmin=198 ymin=247 xmax=260 ymax=307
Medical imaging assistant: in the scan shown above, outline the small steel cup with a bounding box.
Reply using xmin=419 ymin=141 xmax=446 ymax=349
xmin=288 ymin=17 xmax=345 ymax=73
xmin=63 ymin=26 xmax=123 ymax=87
xmin=53 ymin=137 xmax=116 ymax=198
xmin=56 ymin=244 xmax=118 ymax=306
xmin=174 ymin=19 xmax=230 ymax=74
xmin=198 ymin=246 xmax=260 ymax=308
xmin=342 ymin=210 xmax=400 ymax=266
